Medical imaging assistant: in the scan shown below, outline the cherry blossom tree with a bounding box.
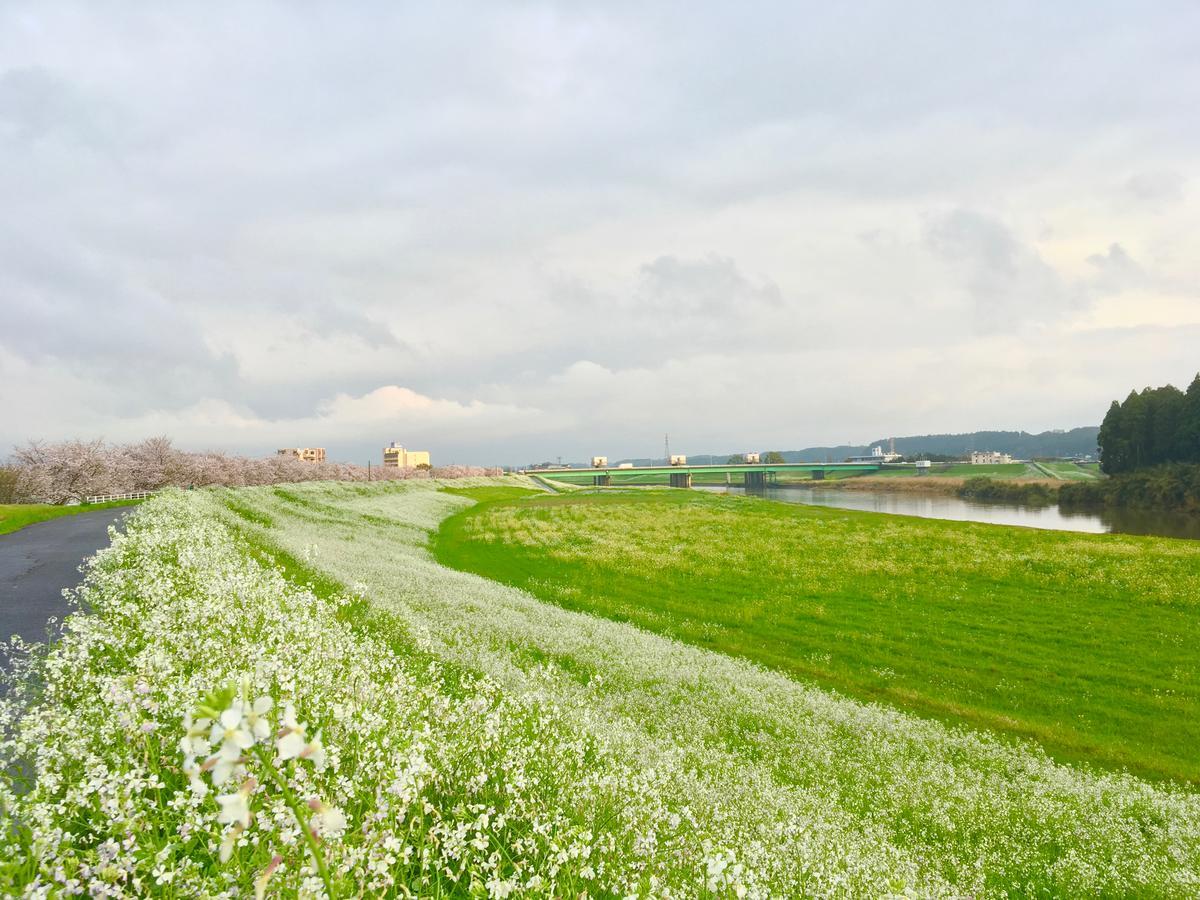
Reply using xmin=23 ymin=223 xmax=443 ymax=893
xmin=9 ymin=438 xmax=502 ymax=503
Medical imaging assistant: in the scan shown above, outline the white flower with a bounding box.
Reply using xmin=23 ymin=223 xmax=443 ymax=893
xmin=245 ymin=695 xmax=274 ymax=742
xmin=308 ymin=799 xmax=347 ymax=839
xmin=218 ymin=824 xmax=244 ymax=864
xmin=179 ymin=712 xmax=212 ymax=758
xmin=207 ymin=738 xmax=246 ymax=788
xmin=275 ymin=702 xmax=319 ymax=763
xmin=276 ymin=729 xmax=306 ymax=761
xmin=302 ymin=731 xmax=326 ymax=769
xmin=216 ymin=778 xmax=256 ymax=829
xmin=183 ymin=761 xmax=208 ymax=798
xmin=210 ymin=703 xmax=255 ymax=752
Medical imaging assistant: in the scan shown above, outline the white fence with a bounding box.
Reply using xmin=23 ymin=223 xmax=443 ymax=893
xmin=84 ymin=490 xmax=157 ymax=504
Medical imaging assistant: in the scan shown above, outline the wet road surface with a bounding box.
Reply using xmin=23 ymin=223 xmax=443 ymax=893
xmin=0 ymin=508 xmax=128 ymax=658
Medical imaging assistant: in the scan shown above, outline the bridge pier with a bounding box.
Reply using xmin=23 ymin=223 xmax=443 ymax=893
xmin=811 ymin=469 xmax=825 ymax=480
xmin=669 ymin=472 xmax=692 ymax=489
xmin=593 ymin=474 xmax=611 ymax=486
xmin=743 ymin=471 xmax=765 ymax=489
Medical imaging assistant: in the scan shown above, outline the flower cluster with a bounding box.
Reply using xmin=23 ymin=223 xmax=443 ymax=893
xmin=176 ymin=683 xmax=345 ymax=897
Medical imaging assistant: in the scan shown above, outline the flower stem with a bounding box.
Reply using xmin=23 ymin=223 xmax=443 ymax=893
xmin=252 ymin=745 xmax=337 ymax=899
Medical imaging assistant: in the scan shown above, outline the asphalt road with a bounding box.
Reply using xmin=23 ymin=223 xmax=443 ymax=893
xmin=0 ymin=508 xmax=128 ymax=656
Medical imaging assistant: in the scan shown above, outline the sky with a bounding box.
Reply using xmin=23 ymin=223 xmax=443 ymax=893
xmin=2 ymin=2 xmax=1198 ymax=466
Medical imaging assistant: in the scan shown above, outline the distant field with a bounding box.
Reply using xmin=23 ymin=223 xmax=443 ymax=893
xmin=436 ymin=488 xmax=1200 ymax=783
xmin=937 ymin=462 xmax=1040 ymax=478
xmin=809 ymin=463 xmax=1045 ymax=481
xmin=0 ymin=500 xmax=141 ymax=536
xmin=539 ymin=462 xmax=1059 ymax=490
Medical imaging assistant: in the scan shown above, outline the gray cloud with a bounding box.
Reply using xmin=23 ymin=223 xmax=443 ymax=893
xmin=1118 ymin=171 xmax=1186 ymax=212
xmin=1086 ymin=243 xmax=1148 ymax=293
xmin=0 ymin=66 xmax=119 ymax=146
xmin=925 ymin=209 xmax=1085 ymax=333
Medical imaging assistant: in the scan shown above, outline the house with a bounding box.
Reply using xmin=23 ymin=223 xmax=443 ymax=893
xmin=591 ymin=456 xmax=608 ymax=468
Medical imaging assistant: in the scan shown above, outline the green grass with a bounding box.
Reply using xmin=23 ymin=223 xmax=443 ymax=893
xmin=0 ymin=500 xmax=143 ymax=536
xmin=434 ymin=488 xmax=1200 ymax=783
xmin=1038 ymin=461 xmax=1100 ymax=480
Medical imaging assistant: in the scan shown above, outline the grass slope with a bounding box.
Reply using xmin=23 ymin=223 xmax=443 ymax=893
xmin=434 ymin=488 xmax=1200 ymax=783
xmin=1039 ymin=460 xmax=1101 ymax=480
xmin=0 ymin=500 xmax=141 ymax=536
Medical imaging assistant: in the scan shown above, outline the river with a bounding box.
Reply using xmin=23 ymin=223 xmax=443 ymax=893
xmin=694 ymin=485 xmax=1200 ymax=540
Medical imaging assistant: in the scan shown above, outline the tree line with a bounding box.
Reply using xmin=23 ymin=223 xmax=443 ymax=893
xmin=1098 ymin=374 xmax=1200 ymax=474
xmin=2 ymin=437 xmax=502 ymax=505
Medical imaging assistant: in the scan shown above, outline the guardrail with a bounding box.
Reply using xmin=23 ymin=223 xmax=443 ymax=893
xmin=84 ymin=490 xmax=157 ymax=504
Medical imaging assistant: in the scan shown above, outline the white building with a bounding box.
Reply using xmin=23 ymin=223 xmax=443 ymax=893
xmin=591 ymin=456 xmax=608 ymax=468
xmin=969 ymin=450 xmax=1013 ymax=465
xmin=846 ymin=444 xmax=902 ymax=463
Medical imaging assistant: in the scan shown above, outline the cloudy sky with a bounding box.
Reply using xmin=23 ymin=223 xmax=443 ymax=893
xmin=2 ymin=2 xmax=1198 ymax=465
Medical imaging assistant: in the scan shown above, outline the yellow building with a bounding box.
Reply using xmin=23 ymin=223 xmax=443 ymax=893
xmin=277 ymin=447 xmax=326 ymax=463
xmin=382 ymin=442 xmax=431 ymax=468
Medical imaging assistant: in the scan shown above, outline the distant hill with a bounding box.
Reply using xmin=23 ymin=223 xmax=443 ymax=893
xmin=780 ymin=428 xmax=1101 ymax=462
xmin=614 ymin=427 xmax=1099 ymax=467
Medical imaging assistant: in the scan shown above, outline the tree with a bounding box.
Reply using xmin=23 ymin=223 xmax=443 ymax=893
xmin=762 ymin=451 xmax=786 ymax=464
xmin=1098 ymin=400 xmax=1127 ymax=474
xmin=1146 ymin=385 xmax=1185 ymax=465
xmin=1098 ymin=376 xmax=1200 ymax=474
xmin=0 ymin=466 xmax=18 ymax=503
xmin=726 ymin=454 xmax=745 ymax=464
xmin=1179 ymin=373 xmax=1200 ymax=462
xmin=7 ymin=437 xmax=503 ymax=502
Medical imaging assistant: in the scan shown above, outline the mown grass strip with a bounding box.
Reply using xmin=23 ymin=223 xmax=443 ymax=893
xmin=0 ymin=500 xmax=144 ymax=536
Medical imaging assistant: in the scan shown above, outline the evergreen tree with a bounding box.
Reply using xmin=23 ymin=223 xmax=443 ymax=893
xmin=1098 ymin=375 xmax=1200 ymax=473
xmin=1180 ymin=374 xmax=1200 ymax=462
xmin=1098 ymin=400 xmax=1127 ymax=474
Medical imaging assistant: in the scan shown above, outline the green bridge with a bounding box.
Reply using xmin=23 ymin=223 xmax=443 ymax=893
xmin=524 ymin=461 xmax=888 ymax=488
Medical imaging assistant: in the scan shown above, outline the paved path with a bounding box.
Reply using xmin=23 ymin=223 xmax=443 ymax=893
xmin=0 ymin=508 xmax=128 ymax=655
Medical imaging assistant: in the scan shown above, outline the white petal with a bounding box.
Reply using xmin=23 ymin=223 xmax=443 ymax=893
xmin=220 ymin=707 xmax=243 ymax=730
xmin=276 ymin=731 xmax=306 ymax=761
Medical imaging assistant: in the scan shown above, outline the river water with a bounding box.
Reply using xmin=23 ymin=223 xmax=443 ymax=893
xmin=694 ymin=485 xmax=1200 ymax=540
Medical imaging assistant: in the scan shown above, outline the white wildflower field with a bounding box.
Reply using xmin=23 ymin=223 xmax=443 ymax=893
xmin=1 ymin=479 xmax=1198 ymax=897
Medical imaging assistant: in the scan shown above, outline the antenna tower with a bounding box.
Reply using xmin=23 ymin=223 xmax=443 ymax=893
xmin=664 ymin=433 xmax=670 ymax=464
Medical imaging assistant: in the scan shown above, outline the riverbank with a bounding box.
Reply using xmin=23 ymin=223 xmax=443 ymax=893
xmin=1059 ymin=463 xmax=1200 ymax=513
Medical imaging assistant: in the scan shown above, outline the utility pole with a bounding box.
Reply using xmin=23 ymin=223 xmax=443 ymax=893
xmin=664 ymin=433 xmax=670 ymax=464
